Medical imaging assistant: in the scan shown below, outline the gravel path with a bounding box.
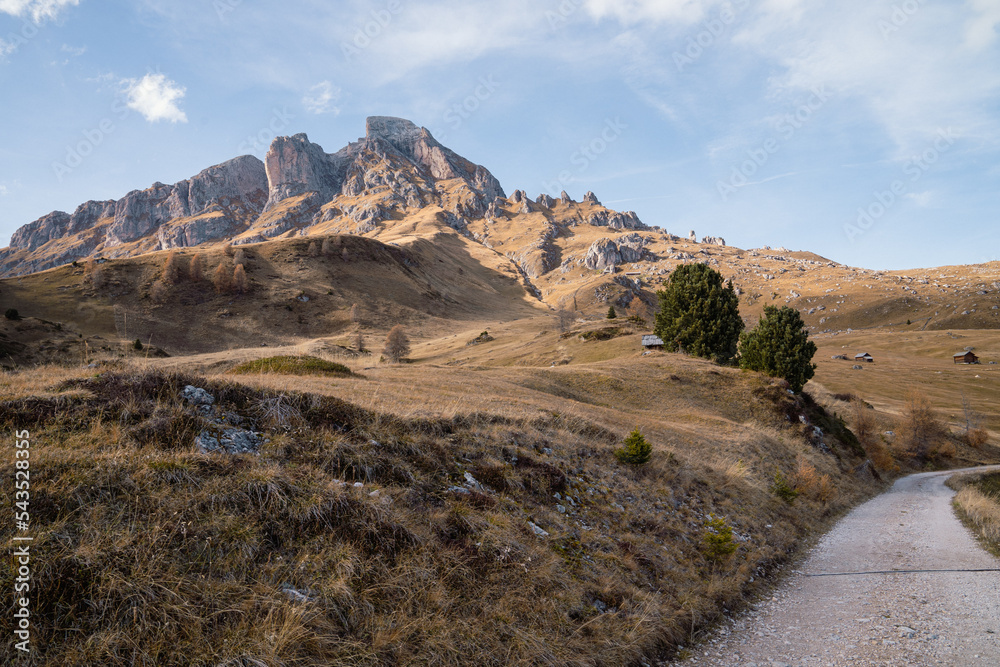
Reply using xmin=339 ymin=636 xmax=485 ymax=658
xmin=678 ymin=466 xmax=1000 ymax=666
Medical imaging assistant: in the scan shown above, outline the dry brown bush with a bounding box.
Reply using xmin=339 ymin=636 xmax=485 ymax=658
xmin=321 ymin=237 xmax=334 ymax=256
xmin=816 ymin=474 xmax=837 ymax=503
xmin=350 ymin=303 xmax=361 ymax=323
xmin=794 ymin=456 xmax=820 ymax=497
xmin=212 ymin=263 xmax=232 ymax=293
xmin=308 ymin=241 xmax=320 ymax=257
xmin=163 ymin=250 xmax=182 ymax=284
xmin=189 ymin=253 xmax=204 ymax=281
xmin=233 ymin=264 xmax=248 ymax=294
xmin=896 ymin=391 xmax=946 ymax=459
xmin=150 ymin=279 xmax=168 ymax=304
xmin=967 ymin=428 xmax=990 ymax=448
xmin=850 ymin=398 xmax=877 ymax=446
xmin=383 ymin=325 xmax=410 ymax=362
xmin=233 ymin=248 xmax=247 ymax=266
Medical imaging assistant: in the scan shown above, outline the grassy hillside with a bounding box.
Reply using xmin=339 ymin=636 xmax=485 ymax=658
xmin=1 ymin=357 xmax=911 ymax=666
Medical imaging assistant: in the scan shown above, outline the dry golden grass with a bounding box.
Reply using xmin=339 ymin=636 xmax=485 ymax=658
xmin=0 ymin=358 xmax=893 ymax=666
xmin=952 ymin=473 xmax=1000 ymax=557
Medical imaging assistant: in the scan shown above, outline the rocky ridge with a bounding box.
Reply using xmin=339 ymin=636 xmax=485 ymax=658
xmin=0 ymin=117 xmax=659 ymax=279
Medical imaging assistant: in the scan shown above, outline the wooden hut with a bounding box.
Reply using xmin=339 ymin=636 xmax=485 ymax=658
xmin=953 ymin=351 xmax=979 ymax=364
xmin=854 ymin=352 xmax=874 ymax=363
xmin=642 ymin=335 xmax=665 ymax=350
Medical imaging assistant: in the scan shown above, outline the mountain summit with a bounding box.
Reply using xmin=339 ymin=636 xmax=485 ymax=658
xmin=0 ymin=117 xmax=543 ymax=276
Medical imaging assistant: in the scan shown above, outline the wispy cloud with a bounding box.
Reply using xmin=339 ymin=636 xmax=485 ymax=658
xmin=60 ymin=43 xmax=86 ymax=56
xmin=122 ymin=72 xmax=188 ymax=123
xmin=0 ymin=0 xmax=80 ymax=23
xmin=302 ymin=80 xmax=340 ymax=115
xmin=583 ymin=0 xmax=720 ymax=26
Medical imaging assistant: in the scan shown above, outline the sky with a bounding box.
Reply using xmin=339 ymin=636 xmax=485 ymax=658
xmin=0 ymin=0 xmax=998 ymax=271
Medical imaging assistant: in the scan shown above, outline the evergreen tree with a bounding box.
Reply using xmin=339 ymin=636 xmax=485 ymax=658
xmin=615 ymin=429 xmax=652 ymax=465
xmin=739 ymin=305 xmax=817 ymax=392
xmin=607 ymin=305 xmax=617 ymax=319
xmin=653 ymin=264 xmax=743 ymax=364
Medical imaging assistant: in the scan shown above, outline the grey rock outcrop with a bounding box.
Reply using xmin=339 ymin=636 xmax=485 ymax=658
xmin=587 ymin=209 xmax=646 ymax=230
xmin=702 ymin=236 xmax=726 ymax=246
xmin=560 ymin=190 xmax=572 ymax=204
xmin=536 ymin=193 xmax=555 ymax=208
xmin=584 ymin=233 xmax=649 ymax=271
xmin=583 ymin=191 xmax=600 ymax=205
xmin=689 ymin=230 xmax=697 ymax=242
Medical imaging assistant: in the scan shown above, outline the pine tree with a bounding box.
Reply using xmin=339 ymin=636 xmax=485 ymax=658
xmin=607 ymin=305 xmax=617 ymax=319
xmin=653 ymin=264 xmax=743 ymax=364
xmin=615 ymin=429 xmax=652 ymax=465
xmin=739 ymin=305 xmax=817 ymax=392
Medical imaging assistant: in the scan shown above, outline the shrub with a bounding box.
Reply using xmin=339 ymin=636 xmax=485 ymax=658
xmin=150 ymin=280 xmax=168 ymax=304
xmin=321 ymin=237 xmax=334 ymax=256
xmin=614 ymin=429 xmax=652 ymax=465
xmin=354 ymin=332 xmax=365 ymax=353
xmin=383 ymin=325 xmax=410 ymax=363
xmin=133 ymin=339 xmax=143 ymax=351
xmin=770 ymin=469 xmax=798 ymax=504
xmin=967 ymin=428 xmax=990 ymax=448
xmin=654 ymin=263 xmax=743 ymax=364
xmin=896 ymin=391 xmax=946 ymax=459
xmin=350 ymin=303 xmax=361 ymax=323
xmin=230 ymin=355 xmax=353 ymax=377
xmin=4 ymin=308 xmax=19 ymax=320
xmin=627 ymin=314 xmax=647 ymax=327
xmin=189 ymin=253 xmax=204 ymax=282
xmin=233 ymin=264 xmax=248 ymax=294
xmin=606 ymin=305 xmax=617 ymax=319
xmin=212 ymin=263 xmax=232 ymax=293
xmin=739 ymin=305 xmax=817 ymax=392
xmin=702 ymin=514 xmax=738 ymax=561
xmin=163 ymin=250 xmax=182 ymax=285
xmin=233 ymin=248 xmax=247 ymax=266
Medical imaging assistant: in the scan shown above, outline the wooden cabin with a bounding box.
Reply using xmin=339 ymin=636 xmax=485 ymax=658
xmin=642 ymin=335 xmax=665 ymax=350
xmin=954 ymin=351 xmax=979 ymax=364
xmin=854 ymin=352 xmax=874 ymax=363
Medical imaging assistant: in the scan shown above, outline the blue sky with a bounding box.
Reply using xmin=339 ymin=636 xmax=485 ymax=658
xmin=1 ymin=0 xmax=998 ymax=270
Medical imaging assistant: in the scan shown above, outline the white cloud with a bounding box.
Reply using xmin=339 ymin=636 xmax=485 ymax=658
xmin=122 ymin=72 xmax=188 ymax=123
xmin=0 ymin=38 xmax=14 ymax=58
xmin=905 ymin=191 xmax=933 ymax=207
xmin=0 ymin=0 xmax=79 ymax=23
xmin=733 ymin=0 xmax=1000 ymax=155
xmin=966 ymin=0 xmax=1000 ymax=50
xmin=583 ymin=0 xmax=720 ymax=26
xmin=0 ymin=184 xmax=7 ymax=196
xmin=302 ymin=80 xmax=341 ymax=115
xmin=60 ymin=43 xmax=86 ymax=56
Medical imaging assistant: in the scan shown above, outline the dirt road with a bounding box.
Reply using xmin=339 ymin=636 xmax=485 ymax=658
xmin=679 ymin=467 xmax=1000 ymax=666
